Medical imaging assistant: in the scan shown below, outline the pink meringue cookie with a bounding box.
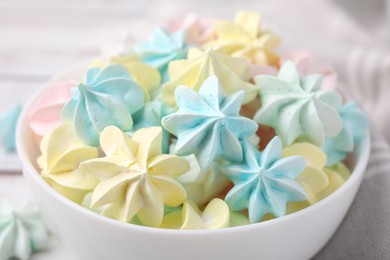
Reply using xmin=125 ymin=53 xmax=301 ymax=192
xmin=29 ymin=81 xmax=76 ymax=137
xmin=250 ymin=64 xmax=278 ymax=78
xmin=281 ymin=50 xmax=338 ymax=91
xmin=165 ymin=13 xmax=214 ymax=45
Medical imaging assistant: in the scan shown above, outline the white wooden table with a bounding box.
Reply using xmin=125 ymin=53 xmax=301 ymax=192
xmin=0 ymin=0 xmax=388 ymax=259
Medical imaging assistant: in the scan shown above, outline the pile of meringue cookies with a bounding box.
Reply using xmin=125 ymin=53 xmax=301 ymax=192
xmin=30 ymin=11 xmax=369 ymax=230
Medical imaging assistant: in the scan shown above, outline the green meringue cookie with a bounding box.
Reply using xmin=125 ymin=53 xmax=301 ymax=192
xmin=0 ymin=201 xmax=50 ymax=260
xmin=254 ymin=61 xmax=343 ymax=146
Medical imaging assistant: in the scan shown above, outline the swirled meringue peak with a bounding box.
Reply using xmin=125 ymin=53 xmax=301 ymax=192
xmin=61 ymin=64 xmax=145 ymax=146
xmin=254 ymin=61 xmax=343 ymax=146
xmin=162 ymin=75 xmax=258 ymax=172
xmin=29 ymin=81 xmax=75 ymax=137
xmin=206 ymin=10 xmax=281 ymax=66
xmin=134 ymin=27 xmax=189 ymax=82
xmin=162 ymin=48 xmax=257 ymax=106
xmin=165 ymin=14 xmax=214 ymax=45
xmin=0 ymin=105 xmax=21 ymax=152
xmin=0 ymin=201 xmax=50 ymax=260
xmin=160 ymin=199 xmax=229 ymax=230
xmin=89 ymin=54 xmax=161 ymax=101
xmin=222 ymin=137 xmax=307 ymax=223
xmin=322 ymin=101 xmax=369 ymax=166
xmin=80 ymin=126 xmax=189 ymax=227
xmin=37 ymin=123 xmax=99 ymax=204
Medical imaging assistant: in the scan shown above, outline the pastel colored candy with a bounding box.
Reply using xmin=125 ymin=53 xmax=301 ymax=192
xmin=29 ymin=81 xmax=75 ymax=137
xmin=89 ymin=54 xmax=161 ymax=101
xmin=322 ymin=101 xmax=369 ymax=166
xmin=80 ymin=126 xmax=189 ymax=227
xmin=222 ymin=137 xmax=307 ymax=223
xmin=37 ymin=123 xmax=99 ymax=204
xmin=160 ymin=199 xmax=229 ymax=230
xmin=178 ymin=158 xmax=232 ymax=206
xmin=162 ymin=75 xmax=258 ymax=173
xmin=254 ymin=61 xmax=343 ymax=146
xmin=161 ymin=48 xmax=257 ymax=106
xmin=165 ymin=13 xmax=214 ymax=45
xmin=130 ymin=100 xmax=175 ymax=153
xmin=0 ymin=201 xmax=50 ymax=260
xmin=134 ymin=27 xmax=189 ymax=82
xmin=205 ymin=10 xmax=281 ymax=66
xmin=282 ymin=142 xmax=329 ymax=204
xmin=287 ymin=162 xmax=350 ymax=213
xmin=281 ymin=50 xmax=338 ymax=91
xmin=61 ymin=65 xmax=145 ymax=146
xmin=0 ymin=105 xmax=21 ymax=152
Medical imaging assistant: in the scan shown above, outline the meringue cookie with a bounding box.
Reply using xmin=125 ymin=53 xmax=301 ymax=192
xmin=286 ymin=162 xmax=350 ymax=214
xmin=37 ymin=123 xmax=99 ymax=204
xmin=160 ymin=199 xmax=229 ymax=230
xmin=206 ymin=10 xmax=281 ymax=66
xmin=282 ymin=142 xmax=329 ymax=204
xmin=322 ymin=101 xmax=369 ymax=166
xmin=222 ymin=137 xmax=307 ymax=223
xmin=80 ymin=126 xmax=189 ymax=227
xmin=162 ymin=75 xmax=258 ymax=173
xmin=281 ymin=50 xmax=338 ymax=91
xmin=179 ymin=159 xmax=232 ymax=206
xmin=0 ymin=105 xmax=22 ymax=152
xmin=162 ymin=48 xmax=257 ymax=106
xmin=255 ymin=61 xmax=343 ymax=146
xmin=134 ymin=27 xmax=189 ymax=82
xmin=130 ymin=100 xmax=175 ymax=153
xmin=89 ymin=55 xmax=161 ymax=101
xmin=29 ymin=81 xmax=75 ymax=137
xmin=165 ymin=13 xmax=214 ymax=45
xmin=0 ymin=201 xmax=50 ymax=260
xmin=61 ymin=65 xmax=145 ymax=146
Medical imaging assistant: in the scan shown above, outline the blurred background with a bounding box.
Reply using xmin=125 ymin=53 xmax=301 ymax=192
xmin=0 ymin=0 xmax=389 ymax=258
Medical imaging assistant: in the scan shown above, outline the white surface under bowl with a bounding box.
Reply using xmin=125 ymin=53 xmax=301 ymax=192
xmin=16 ymin=64 xmax=370 ymax=260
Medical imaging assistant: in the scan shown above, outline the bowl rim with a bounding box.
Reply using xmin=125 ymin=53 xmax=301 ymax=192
xmin=16 ymin=62 xmax=371 ymax=236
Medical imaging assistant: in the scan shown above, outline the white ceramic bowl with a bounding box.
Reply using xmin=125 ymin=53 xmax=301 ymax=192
xmin=16 ymin=64 xmax=370 ymax=260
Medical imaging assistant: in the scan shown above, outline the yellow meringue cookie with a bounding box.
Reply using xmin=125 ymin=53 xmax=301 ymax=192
xmin=286 ymin=162 xmax=351 ymax=214
xmin=282 ymin=142 xmax=329 ymax=204
xmin=160 ymin=199 xmax=229 ymax=230
xmin=89 ymin=54 xmax=161 ymax=101
xmin=80 ymin=126 xmax=189 ymax=227
xmin=37 ymin=123 xmax=99 ymax=204
xmin=206 ymin=11 xmax=281 ymax=66
xmin=162 ymin=48 xmax=257 ymax=106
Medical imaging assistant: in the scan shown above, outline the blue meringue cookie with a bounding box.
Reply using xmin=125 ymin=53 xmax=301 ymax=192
xmin=0 ymin=105 xmax=21 ymax=152
xmin=134 ymin=27 xmax=189 ymax=82
xmin=0 ymin=201 xmax=50 ymax=260
xmin=61 ymin=65 xmax=144 ymax=146
xmin=222 ymin=137 xmax=307 ymax=223
xmin=129 ymin=100 xmax=175 ymax=153
xmin=322 ymin=101 xmax=369 ymax=166
xmin=254 ymin=61 xmax=343 ymax=147
xmin=162 ymin=75 xmax=259 ymax=171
